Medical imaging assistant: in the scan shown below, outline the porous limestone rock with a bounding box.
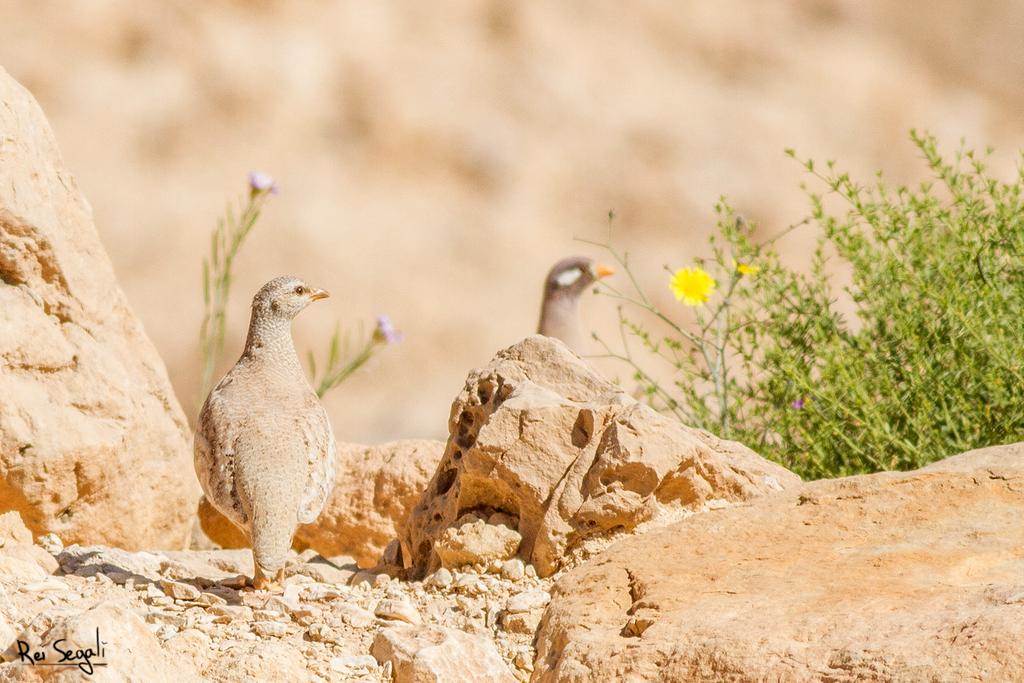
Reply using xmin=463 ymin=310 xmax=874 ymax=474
xmin=371 ymin=625 xmax=516 ymax=683
xmin=0 ymin=68 xmax=197 ymax=550
xmin=401 ymin=336 xmax=799 ymax=577
xmin=534 ymin=443 xmax=1024 ymax=682
xmin=198 ymin=439 xmax=443 ymax=567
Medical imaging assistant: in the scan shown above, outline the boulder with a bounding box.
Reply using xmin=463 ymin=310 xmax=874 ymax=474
xmin=3 ymin=601 xmax=199 ymax=681
xmin=198 ymin=439 xmax=443 ymax=567
xmin=195 ymin=496 xmax=248 ymax=549
xmin=534 ymin=443 xmax=1024 ymax=682
xmin=0 ymin=68 xmax=197 ymax=550
xmin=400 ymin=336 xmax=798 ymax=577
xmin=371 ymin=625 xmax=516 ymax=683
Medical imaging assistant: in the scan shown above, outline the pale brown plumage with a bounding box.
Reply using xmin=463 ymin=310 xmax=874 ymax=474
xmin=194 ymin=276 xmax=336 ymax=590
xmin=537 ymin=256 xmax=614 ymax=352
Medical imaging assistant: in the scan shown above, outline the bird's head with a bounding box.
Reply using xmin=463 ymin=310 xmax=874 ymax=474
xmin=251 ymin=276 xmax=330 ymax=320
xmin=543 ymin=256 xmax=615 ymax=300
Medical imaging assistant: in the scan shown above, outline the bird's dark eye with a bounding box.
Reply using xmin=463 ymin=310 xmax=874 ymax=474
xmin=294 ymin=286 xmax=306 ymax=295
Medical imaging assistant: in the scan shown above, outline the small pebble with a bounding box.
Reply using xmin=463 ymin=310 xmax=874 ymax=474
xmin=374 ymin=598 xmax=422 ymax=625
xmin=23 ymin=577 xmax=68 ymax=592
xmin=501 ymin=610 xmax=542 ymax=634
xmin=155 ymin=624 xmax=178 ymax=641
xmin=506 ymin=590 xmax=550 ymax=613
xmin=197 ymin=591 xmax=227 ymax=606
xmin=304 ymin=583 xmax=346 ymax=601
xmin=426 ymin=567 xmax=453 ymax=588
xmin=330 ymin=655 xmax=378 ymax=671
xmin=208 ymin=605 xmax=253 ymax=623
xmin=252 ymin=620 xmax=290 ymax=638
xmin=500 ymin=559 xmax=525 ymax=581
xmin=37 ymin=533 xmax=63 ymax=555
xmin=454 ymin=574 xmax=480 ymax=593
xmin=306 ymin=623 xmax=337 ymax=643
xmin=160 ymin=579 xmax=201 ymax=601
xmin=219 ymin=575 xmax=248 ymax=589
xmin=337 ymin=604 xmax=374 ymax=628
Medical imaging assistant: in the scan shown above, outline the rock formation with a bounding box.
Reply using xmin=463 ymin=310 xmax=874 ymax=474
xmin=533 ymin=443 xmax=1024 ymax=682
xmin=0 ymin=67 xmax=197 ymax=549
xmin=198 ymin=440 xmax=443 ymax=567
xmin=400 ymin=336 xmax=799 ymax=577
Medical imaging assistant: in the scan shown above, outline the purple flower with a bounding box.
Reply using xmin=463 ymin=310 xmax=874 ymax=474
xmin=248 ymin=171 xmax=279 ymax=195
xmin=373 ymin=314 xmax=402 ymax=345
xmin=790 ymin=397 xmax=806 ymax=410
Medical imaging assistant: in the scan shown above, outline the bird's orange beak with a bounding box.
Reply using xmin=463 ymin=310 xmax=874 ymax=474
xmin=595 ymin=263 xmax=615 ymax=279
xmin=309 ymin=288 xmax=330 ymax=301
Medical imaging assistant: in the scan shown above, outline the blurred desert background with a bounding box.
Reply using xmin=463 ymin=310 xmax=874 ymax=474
xmin=1 ymin=0 xmax=1022 ymax=442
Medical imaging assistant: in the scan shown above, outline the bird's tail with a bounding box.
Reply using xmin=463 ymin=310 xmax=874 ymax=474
xmin=249 ymin=505 xmax=296 ymax=576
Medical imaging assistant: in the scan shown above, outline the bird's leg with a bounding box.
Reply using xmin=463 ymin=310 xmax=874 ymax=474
xmin=252 ymin=564 xmax=272 ymax=591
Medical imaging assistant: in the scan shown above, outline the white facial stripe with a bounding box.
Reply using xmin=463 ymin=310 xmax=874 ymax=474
xmin=555 ymin=268 xmax=583 ymax=287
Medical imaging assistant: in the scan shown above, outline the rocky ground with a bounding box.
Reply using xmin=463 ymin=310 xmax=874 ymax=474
xmin=1 ymin=515 xmax=548 ymax=681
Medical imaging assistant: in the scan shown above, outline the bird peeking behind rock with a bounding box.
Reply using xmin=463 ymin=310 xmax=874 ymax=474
xmin=194 ymin=276 xmax=337 ymax=591
xmin=537 ymin=256 xmax=615 ymax=353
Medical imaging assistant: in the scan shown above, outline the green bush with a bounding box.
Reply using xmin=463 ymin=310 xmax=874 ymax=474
xmin=592 ymin=132 xmax=1024 ymax=479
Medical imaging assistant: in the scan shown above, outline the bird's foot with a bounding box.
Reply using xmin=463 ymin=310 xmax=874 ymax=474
xmin=251 ymin=566 xmax=285 ymax=592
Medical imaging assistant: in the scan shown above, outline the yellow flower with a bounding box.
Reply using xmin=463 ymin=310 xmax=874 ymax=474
xmin=732 ymin=260 xmax=760 ymax=276
xmin=669 ymin=267 xmax=716 ymax=306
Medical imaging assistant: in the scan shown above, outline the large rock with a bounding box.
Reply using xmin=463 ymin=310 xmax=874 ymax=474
xmin=534 ymin=443 xmax=1024 ymax=682
xmin=296 ymin=440 xmax=442 ymax=566
xmin=0 ymin=68 xmax=197 ymax=549
xmin=400 ymin=336 xmax=799 ymax=578
xmin=372 ymin=625 xmax=516 ymax=683
xmin=0 ymin=511 xmax=57 ymax=578
xmin=198 ymin=439 xmax=443 ymax=567
xmin=4 ymin=601 xmax=200 ymax=681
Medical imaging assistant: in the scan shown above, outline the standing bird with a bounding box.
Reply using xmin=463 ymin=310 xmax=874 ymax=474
xmin=194 ymin=276 xmax=337 ymax=590
xmin=537 ymin=256 xmax=614 ymax=353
